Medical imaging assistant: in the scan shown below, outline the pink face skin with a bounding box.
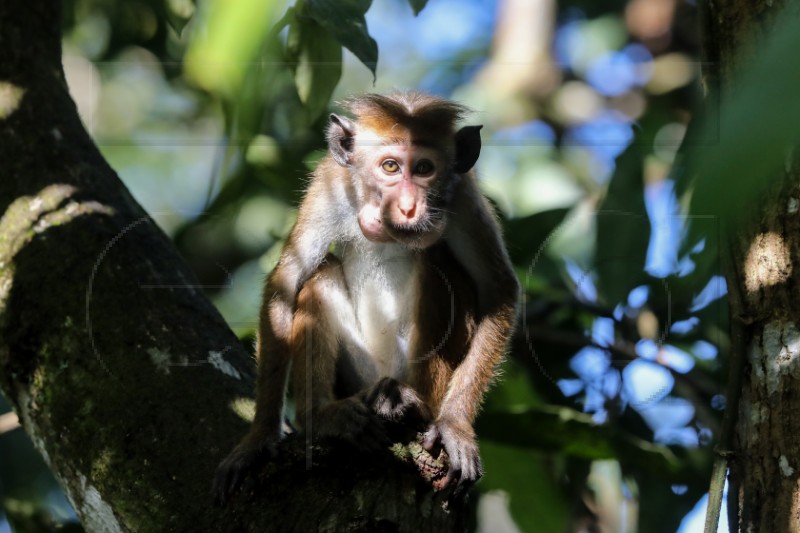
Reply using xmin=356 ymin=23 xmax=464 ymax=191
xmin=358 ymin=202 xmax=392 ymax=243
xmin=356 ymin=143 xmax=447 ymax=249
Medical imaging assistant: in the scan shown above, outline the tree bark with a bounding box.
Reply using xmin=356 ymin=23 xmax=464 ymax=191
xmin=703 ymin=0 xmax=800 ymax=531
xmin=0 ymin=2 xmax=459 ymax=531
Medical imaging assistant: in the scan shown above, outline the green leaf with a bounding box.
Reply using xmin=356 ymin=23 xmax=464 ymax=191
xmin=595 ymin=142 xmax=650 ymax=306
xmin=288 ymin=17 xmax=343 ymax=122
xmin=504 ymin=207 xmax=571 ymax=267
xmin=305 ymin=0 xmax=378 ymax=78
xmin=687 ymin=6 xmax=800 ymax=226
xmin=185 ymin=0 xmax=282 ymax=97
xmin=407 ymin=0 xmax=429 ymax=15
xmin=164 ymin=0 xmax=196 ymax=35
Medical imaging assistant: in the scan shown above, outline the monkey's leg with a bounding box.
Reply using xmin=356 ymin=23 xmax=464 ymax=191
xmin=361 ymin=377 xmax=432 ymax=442
xmin=290 ymin=257 xmax=392 ymax=451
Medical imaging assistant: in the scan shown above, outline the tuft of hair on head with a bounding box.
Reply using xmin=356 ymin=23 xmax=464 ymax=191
xmin=344 ymin=91 xmax=470 ymax=140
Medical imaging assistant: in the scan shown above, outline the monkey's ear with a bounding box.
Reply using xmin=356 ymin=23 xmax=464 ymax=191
xmin=327 ymin=114 xmax=356 ymax=167
xmin=454 ymin=125 xmax=482 ymax=173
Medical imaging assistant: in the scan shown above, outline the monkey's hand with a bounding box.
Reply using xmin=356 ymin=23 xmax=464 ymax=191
xmin=316 ymin=397 xmax=394 ymax=451
xmin=423 ymin=417 xmax=482 ymax=495
xmin=213 ymin=432 xmax=280 ymax=505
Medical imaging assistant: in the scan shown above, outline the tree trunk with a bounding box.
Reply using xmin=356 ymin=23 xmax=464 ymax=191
xmin=0 ymin=2 xmax=459 ymax=531
xmin=703 ymin=0 xmax=800 ymax=530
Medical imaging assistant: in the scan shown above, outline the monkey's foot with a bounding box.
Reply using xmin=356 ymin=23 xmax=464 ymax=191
xmin=423 ymin=418 xmax=482 ymax=497
xmin=213 ymin=436 xmax=279 ymax=505
xmin=316 ymin=397 xmax=393 ymax=451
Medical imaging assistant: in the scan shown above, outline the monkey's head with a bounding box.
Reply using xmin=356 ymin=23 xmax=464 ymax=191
xmin=326 ymin=92 xmax=482 ymax=249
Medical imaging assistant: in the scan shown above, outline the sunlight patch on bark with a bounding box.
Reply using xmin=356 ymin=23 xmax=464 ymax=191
xmin=1 ymin=184 xmax=77 ymax=263
xmin=147 ymin=347 xmax=175 ymax=375
xmin=17 ymin=390 xmax=121 ymax=532
xmin=229 ymin=397 xmax=256 ymax=422
xmin=744 ymin=232 xmax=792 ymax=294
xmin=739 ymin=395 xmax=767 ymax=444
xmin=762 ymin=321 xmax=800 ymax=397
xmin=208 ymin=349 xmax=241 ymax=379
xmin=16 ymin=391 xmax=54 ymax=480
xmin=779 ymin=455 xmax=795 ymax=477
xmin=75 ymin=474 xmax=123 ymax=533
xmin=0 ymin=81 xmax=24 ymax=119
xmin=0 ymin=184 xmax=114 ymax=315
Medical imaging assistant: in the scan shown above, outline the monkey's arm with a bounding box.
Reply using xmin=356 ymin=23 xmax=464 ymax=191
xmin=214 ymin=168 xmax=340 ymax=500
xmin=425 ymin=174 xmax=520 ymax=488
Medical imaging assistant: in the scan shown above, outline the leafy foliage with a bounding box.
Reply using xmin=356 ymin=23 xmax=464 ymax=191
xmin=407 ymin=0 xmax=429 ymax=17
xmin=184 ymin=0 xmax=282 ymax=97
xmin=305 ymin=0 xmax=377 ymax=79
xmin=595 ymin=142 xmax=650 ymax=305
xmin=287 ymin=12 xmax=343 ymax=123
xmin=687 ymin=4 xmax=800 ymax=229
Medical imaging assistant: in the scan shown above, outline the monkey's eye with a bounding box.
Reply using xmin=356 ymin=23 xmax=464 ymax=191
xmin=414 ymin=159 xmax=435 ymax=176
xmin=381 ymin=160 xmax=400 ymax=174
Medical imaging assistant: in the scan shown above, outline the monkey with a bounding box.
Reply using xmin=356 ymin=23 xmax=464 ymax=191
xmin=214 ymin=91 xmax=519 ymax=502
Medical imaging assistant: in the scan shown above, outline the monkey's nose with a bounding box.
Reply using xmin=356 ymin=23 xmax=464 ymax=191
xmin=398 ymin=195 xmax=416 ymax=219
xmin=399 ymin=202 xmax=416 ymax=219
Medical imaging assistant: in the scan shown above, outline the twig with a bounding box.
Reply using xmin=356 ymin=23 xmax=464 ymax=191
xmin=704 ymin=225 xmax=746 ymax=533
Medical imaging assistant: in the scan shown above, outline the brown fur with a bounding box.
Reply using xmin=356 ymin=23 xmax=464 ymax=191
xmin=215 ymin=92 xmax=519 ymax=502
xmin=347 ymin=91 xmax=467 ymax=144
xmin=409 ymin=242 xmax=478 ymax=413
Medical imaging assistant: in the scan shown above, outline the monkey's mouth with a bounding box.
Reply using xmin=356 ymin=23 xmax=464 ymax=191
xmin=387 ymin=214 xmax=442 ymax=234
xmin=386 ymin=216 xmax=446 ymax=248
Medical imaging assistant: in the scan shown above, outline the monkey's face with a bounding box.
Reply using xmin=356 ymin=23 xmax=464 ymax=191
xmin=356 ymin=142 xmax=450 ymax=249
xmin=326 ymin=112 xmax=482 ymax=250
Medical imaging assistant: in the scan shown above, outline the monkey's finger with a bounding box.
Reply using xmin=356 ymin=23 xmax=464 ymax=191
xmin=456 ymin=465 xmax=479 ymax=497
xmin=227 ymin=472 xmax=243 ymax=500
xmin=452 ymin=473 xmax=477 ymax=500
xmin=442 ymin=466 xmax=460 ymax=489
xmin=213 ymin=468 xmax=237 ymax=505
xmin=422 ymin=427 xmax=442 ymax=454
xmin=459 ymin=457 xmax=480 ymax=483
xmin=212 ymin=481 xmax=226 ymax=505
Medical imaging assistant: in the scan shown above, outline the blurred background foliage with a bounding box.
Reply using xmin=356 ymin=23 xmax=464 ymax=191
xmin=0 ymin=0 xmax=739 ymax=531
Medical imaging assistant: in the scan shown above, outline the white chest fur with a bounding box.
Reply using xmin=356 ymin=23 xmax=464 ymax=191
xmin=340 ymin=243 xmax=417 ymax=379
